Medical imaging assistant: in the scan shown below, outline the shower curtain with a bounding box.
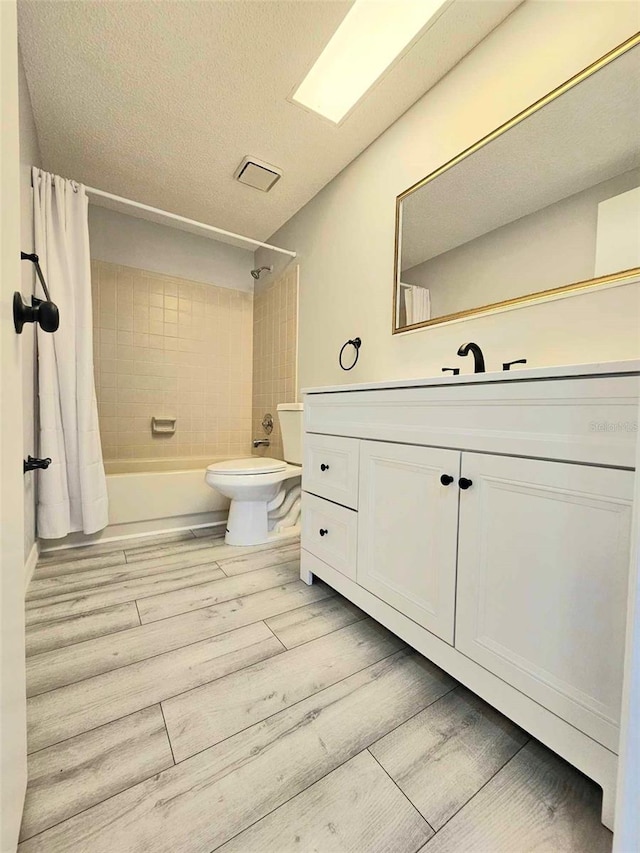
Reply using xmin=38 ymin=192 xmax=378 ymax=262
xmin=32 ymin=168 xmax=108 ymax=538
xmin=403 ymin=283 xmax=431 ymax=325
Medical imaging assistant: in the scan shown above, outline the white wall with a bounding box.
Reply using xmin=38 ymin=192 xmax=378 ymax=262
xmin=402 ymin=168 xmax=640 ymax=320
xmin=268 ymin=1 xmax=640 ymax=390
xmin=89 ymin=205 xmax=255 ymax=292
xmin=18 ymin=43 xmax=41 ymax=560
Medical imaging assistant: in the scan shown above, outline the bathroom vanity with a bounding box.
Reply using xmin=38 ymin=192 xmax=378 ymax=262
xmin=300 ymin=360 xmax=639 ymax=829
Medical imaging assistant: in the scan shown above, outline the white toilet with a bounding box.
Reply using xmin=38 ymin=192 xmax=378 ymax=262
xmin=205 ymin=403 xmax=303 ymax=546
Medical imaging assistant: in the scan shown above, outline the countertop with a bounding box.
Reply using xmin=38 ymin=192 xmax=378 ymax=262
xmin=302 ymin=359 xmax=640 ymax=395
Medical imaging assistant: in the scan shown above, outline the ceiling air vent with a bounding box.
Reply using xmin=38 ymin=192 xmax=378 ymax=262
xmin=234 ymin=157 xmax=282 ymax=192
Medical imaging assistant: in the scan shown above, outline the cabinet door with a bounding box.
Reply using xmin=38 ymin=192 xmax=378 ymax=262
xmin=455 ymin=452 xmax=633 ymax=751
xmin=357 ymin=441 xmax=460 ymax=643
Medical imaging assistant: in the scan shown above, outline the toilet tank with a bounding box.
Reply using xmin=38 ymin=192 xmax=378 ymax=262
xmin=277 ymin=403 xmax=304 ymax=465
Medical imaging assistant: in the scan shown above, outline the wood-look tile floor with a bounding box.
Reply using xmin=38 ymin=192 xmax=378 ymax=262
xmin=20 ymin=531 xmax=612 ymax=852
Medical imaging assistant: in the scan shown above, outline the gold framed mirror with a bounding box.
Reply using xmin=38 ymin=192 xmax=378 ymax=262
xmin=393 ymin=33 xmax=640 ymax=334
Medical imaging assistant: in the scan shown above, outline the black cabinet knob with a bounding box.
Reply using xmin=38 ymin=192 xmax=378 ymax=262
xmin=319 ymin=528 xmax=328 ymax=537
xmin=440 ymin=474 xmax=454 ymax=486
xmin=320 ymin=463 xmax=330 ymax=472
xmin=458 ymin=477 xmax=473 ymax=490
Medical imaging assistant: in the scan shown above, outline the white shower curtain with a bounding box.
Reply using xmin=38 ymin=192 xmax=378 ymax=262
xmin=403 ymin=283 xmax=431 ymax=325
xmin=33 ymin=168 xmax=108 ymax=538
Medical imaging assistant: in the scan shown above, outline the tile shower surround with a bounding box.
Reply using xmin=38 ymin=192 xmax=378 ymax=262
xmin=251 ymin=264 xmax=299 ymax=460
xmin=91 ymin=261 xmax=253 ymax=463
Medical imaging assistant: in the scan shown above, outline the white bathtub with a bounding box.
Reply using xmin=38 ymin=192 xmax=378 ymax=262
xmin=40 ymin=457 xmax=230 ymax=552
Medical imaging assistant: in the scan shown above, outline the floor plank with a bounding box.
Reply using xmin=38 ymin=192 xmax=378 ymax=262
xmin=26 ymin=581 xmax=334 ymax=696
xmin=37 ymin=530 xmax=195 ymax=567
xmin=418 ymin=740 xmax=612 ymax=853
xmin=120 ymin=530 xmax=197 ymax=558
xmin=217 ymin=542 xmax=301 ymax=576
xmin=162 ymin=618 xmax=406 ymax=761
xmin=33 ymin=551 xmax=126 ymax=580
xmin=25 ymin=564 xmax=225 ymax=626
xmin=26 ymin=552 xmax=225 ymax=601
xmin=18 ymin=650 xmax=453 ymax=853
xmin=25 ymin=602 xmax=140 ymax=657
xmin=26 ymin=621 xmax=283 ymax=753
xmin=202 ymin=537 xmax=301 ymax=564
xmin=370 ymin=686 xmax=529 ymax=830
xmin=124 ymin=537 xmax=217 ymax=563
xmin=137 ymin=560 xmax=301 ymax=622
xmin=266 ymin=595 xmax=366 ymax=648
xmin=191 ymin=526 xmax=226 ymax=538
xmin=217 ymin=750 xmax=433 ymax=853
xmin=31 ymin=543 xmax=220 ymax=587
xmin=20 ymin=706 xmax=173 ymax=842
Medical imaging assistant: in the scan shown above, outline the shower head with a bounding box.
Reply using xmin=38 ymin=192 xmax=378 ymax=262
xmin=251 ymin=265 xmax=273 ymax=280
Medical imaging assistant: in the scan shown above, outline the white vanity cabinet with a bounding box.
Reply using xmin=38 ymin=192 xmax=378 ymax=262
xmin=300 ymin=360 xmax=640 ymax=829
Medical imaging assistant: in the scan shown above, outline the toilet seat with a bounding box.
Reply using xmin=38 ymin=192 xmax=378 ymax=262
xmin=206 ymin=457 xmax=287 ymax=476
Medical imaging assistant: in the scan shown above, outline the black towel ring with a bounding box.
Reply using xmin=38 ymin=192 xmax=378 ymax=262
xmin=339 ymin=337 xmax=361 ymax=371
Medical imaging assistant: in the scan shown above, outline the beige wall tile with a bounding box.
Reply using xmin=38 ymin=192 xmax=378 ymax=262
xmin=92 ymin=260 xmax=254 ymax=464
xmin=251 ymin=264 xmax=299 ymax=461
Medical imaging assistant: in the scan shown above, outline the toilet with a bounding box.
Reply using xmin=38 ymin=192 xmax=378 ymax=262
xmin=205 ymin=403 xmax=303 ymax=546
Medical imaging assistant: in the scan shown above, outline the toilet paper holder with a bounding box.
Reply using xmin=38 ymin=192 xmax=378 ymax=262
xmin=151 ymin=417 xmax=177 ymax=435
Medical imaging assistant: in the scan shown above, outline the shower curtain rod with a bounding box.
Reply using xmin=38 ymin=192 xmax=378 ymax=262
xmin=83 ymin=185 xmax=297 ymax=258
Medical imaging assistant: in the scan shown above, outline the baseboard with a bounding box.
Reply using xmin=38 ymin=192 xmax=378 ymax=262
xmin=24 ymin=541 xmax=39 ymax=592
xmin=39 ymin=513 xmax=227 ymax=554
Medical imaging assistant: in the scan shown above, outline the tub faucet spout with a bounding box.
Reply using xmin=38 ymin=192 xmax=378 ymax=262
xmin=253 ymin=438 xmax=271 ymax=448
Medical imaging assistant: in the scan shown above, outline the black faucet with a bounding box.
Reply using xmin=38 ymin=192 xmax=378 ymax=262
xmin=457 ymin=342 xmax=485 ymax=373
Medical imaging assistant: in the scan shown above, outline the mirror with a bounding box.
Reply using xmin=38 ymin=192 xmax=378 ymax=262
xmin=394 ymin=36 xmax=640 ymax=332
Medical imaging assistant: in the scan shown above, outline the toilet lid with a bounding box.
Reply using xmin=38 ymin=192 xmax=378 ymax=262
xmin=206 ymin=457 xmax=288 ymax=475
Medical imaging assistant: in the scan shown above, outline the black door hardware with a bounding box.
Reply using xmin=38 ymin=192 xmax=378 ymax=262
xmin=319 ymin=528 xmax=328 ymax=536
xmin=442 ymin=368 xmax=460 ymax=375
xmin=14 ymin=253 xmax=60 ymax=334
xmin=502 ymin=359 xmax=527 ymax=371
xmin=320 ymin=463 xmax=330 ymax=472
xmin=458 ymin=477 xmax=473 ymax=490
xmin=24 ymin=456 xmax=51 ymax=474
xmin=440 ymin=474 xmax=454 ymax=486
xmin=457 ymin=342 xmax=485 ymax=373
xmin=339 ymin=337 xmax=361 ymax=371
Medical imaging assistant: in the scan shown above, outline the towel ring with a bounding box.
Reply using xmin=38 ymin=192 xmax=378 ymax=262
xmin=339 ymin=337 xmax=361 ymax=371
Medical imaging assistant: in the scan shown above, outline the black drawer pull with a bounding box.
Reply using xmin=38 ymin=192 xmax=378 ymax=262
xmin=320 ymin=463 xmax=330 ymax=472
xmin=440 ymin=474 xmax=454 ymax=486
xmin=319 ymin=528 xmax=328 ymax=537
xmin=458 ymin=477 xmax=473 ymax=490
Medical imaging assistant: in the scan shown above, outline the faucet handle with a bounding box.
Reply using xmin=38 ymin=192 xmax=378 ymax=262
xmin=502 ymin=359 xmax=527 ymax=371
xmin=442 ymin=368 xmax=460 ymax=375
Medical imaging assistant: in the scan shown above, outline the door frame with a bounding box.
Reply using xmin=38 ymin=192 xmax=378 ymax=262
xmin=1 ymin=1 xmax=28 ymax=848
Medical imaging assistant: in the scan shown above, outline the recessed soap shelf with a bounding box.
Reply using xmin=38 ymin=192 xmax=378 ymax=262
xmin=151 ymin=417 xmax=177 ymax=435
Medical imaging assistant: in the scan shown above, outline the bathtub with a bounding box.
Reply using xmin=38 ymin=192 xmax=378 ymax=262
xmin=40 ymin=457 xmax=231 ymax=552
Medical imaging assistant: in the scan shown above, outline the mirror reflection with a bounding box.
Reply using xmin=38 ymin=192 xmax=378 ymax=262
xmin=395 ymin=41 xmax=640 ymax=331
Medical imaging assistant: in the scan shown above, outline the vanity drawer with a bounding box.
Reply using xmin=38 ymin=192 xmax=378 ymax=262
xmin=302 ymin=492 xmax=357 ymax=581
xmin=303 ymin=434 xmax=359 ymax=509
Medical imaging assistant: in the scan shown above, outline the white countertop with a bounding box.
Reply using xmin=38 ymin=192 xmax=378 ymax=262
xmin=302 ymin=359 xmax=640 ymax=395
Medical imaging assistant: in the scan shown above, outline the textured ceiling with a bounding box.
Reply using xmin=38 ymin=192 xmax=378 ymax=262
xmin=401 ymin=43 xmax=640 ymax=270
xmin=18 ymin=0 xmax=520 ymax=242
